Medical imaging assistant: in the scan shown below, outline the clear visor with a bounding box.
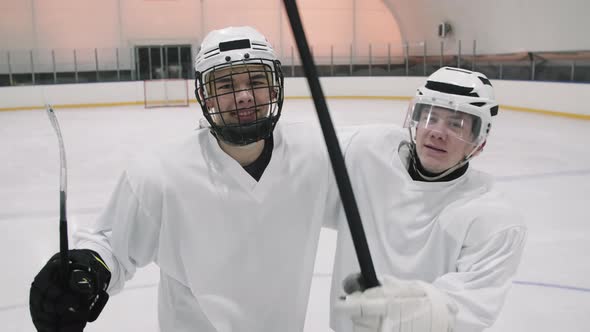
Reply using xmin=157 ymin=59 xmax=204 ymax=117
xmin=403 ymin=97 xmax=483 ymax=144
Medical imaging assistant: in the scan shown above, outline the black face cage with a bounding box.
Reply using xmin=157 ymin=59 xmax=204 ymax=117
xmin=195 ymin=58 xmax=284 ymax=145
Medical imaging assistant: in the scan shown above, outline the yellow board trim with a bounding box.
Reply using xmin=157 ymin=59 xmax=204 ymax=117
xmin=499 ymin=104 xmax=590 ymax=120
xmin=0 ymin=101 xmax=143 ymax=112
xmin=1 ymin=96 xmax=589 ymax=120
xmin=284 ymin=95 xmax=412 ymax=101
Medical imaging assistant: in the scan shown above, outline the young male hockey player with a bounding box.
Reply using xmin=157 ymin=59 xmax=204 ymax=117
xmin=330 ymin=67 xmax=527 ymax=332
xmin=29 ymin=26 xmax=336 ymax=332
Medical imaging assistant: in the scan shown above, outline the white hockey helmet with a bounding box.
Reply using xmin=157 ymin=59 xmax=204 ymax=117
xmin=194 ymin=26 xmax=284 ymax=145
xmin=403 ymin=67 xmax=499 ymax=180
xmin=404 ymin=66 xmax=498 ymax=147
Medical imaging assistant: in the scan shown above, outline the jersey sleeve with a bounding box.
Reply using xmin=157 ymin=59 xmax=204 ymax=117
xmin=433 ymin=223 xmax=527 ymax=331
xmin=74 ymin=167 xmax=162 ymax=295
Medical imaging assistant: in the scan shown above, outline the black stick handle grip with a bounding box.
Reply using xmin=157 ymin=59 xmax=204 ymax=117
xmin=60 ymin=190 xmax=69 ymax=283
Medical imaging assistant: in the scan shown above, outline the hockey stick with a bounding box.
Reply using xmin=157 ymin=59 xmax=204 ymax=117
xmin=282 ymin=0 xmax=379 ymax=289
xmin=45 ymin=105 xmax=70 ymax=284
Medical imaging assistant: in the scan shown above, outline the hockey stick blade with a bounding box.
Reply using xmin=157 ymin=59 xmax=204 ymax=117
xmin=45 ymin=105 xmax=70 ymax=284
xmin=282 ymin=0 xmax=379 ymax=289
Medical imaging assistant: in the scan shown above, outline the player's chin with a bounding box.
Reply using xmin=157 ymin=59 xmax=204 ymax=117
xmin=420 ymin=158 xmax=448 ymax=174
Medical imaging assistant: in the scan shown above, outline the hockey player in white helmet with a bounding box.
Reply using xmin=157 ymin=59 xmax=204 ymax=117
xmin=330 ymin=67 xmax=527 ymax=332
xmin=29 ymin=26 xmax=338 ymax=332
xmin=194 ymin=26 xmax=284 ymax=146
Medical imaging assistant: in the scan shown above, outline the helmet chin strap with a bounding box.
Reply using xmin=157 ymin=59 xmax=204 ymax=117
xmin=405 ymin=128 xmax=481 ymax=182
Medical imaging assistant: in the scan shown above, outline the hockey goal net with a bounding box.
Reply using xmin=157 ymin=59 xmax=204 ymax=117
xmin=143 ymin=79 xmax=190 ymax=108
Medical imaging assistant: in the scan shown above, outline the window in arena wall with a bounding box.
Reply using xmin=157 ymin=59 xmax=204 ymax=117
xmin=135 ymin=44 xmax=193 ymax=80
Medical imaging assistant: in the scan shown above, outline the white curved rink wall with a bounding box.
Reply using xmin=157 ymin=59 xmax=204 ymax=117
xmin=1 ymin=77 xmax=589 ymax=118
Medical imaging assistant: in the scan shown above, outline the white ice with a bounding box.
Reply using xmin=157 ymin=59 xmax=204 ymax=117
xmin=1 ymin=99 xmax=589 ymax=331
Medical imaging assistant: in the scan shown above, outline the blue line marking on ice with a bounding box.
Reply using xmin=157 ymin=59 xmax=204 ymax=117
xmin=496 ymin=169 xmax=590 ymax=182
xmin=513 ymin=280 xmax=590 ymax=293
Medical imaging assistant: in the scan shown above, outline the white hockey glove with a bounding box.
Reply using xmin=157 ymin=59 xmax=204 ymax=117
xmin=335 ymin=274 xmax=458 ymax=332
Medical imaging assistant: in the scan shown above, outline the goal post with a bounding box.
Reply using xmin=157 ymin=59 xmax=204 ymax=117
xmin=144 ymin=79 xmax=190 ymax=108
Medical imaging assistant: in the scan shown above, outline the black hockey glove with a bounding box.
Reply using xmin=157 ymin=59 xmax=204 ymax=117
xmin=29 ymin=249 xmax=111 ymax=332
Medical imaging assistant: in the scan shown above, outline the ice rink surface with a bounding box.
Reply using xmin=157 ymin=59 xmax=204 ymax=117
xmin=1 ymin=98 xmax=589 ymax=331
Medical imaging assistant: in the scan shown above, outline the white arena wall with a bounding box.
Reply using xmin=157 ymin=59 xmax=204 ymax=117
xmin=0 ymin=77 xmax=589 ymax=119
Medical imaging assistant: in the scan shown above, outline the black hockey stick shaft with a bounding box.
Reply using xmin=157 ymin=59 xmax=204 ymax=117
xmin=282 ymin=0 xmax=379 ymax=289
xmin=46 ymin=105 xmax=70 ymax=285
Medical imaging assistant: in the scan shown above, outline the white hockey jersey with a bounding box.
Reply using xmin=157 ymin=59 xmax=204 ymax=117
xmin=330 ymin=125 xmax=527 ymax=332
xmin=75 ymin=122 xmax=335 ymax=332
